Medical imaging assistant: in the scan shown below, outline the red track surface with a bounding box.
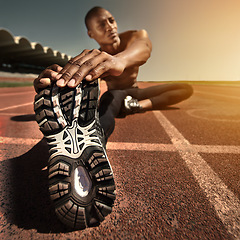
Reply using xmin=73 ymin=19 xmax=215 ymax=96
xmin=0 ymin=81 xmax=239 ymax=239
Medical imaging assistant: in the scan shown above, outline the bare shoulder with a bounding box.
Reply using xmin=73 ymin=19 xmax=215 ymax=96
xmin=119 ymin=29 xmax=149 ymax=40
xmin=119 ymin=29 xmax=150 ymax=50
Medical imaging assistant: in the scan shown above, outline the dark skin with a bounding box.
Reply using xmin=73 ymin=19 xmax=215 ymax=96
xmin=34 ymin=8 xmax=153 ymax=109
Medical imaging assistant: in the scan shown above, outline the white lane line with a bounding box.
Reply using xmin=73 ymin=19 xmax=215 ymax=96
xmin=195 ymin=91 xmax=240 ymax=100
xmin=1 ymin=136 xmax=240 ymax=154
xmin=0 ymin=102 xmax=33 ymax=111
xmin=107 ymin=142 xmax=176 ymax=151
xmin=153 ymin=111 xmax=240 ymax=239
xmin=0 ymin=91 xmax=34 ymax=97
xmin=0 ymin=137 xmax=177 ymax=152
xmin=0 ymin=136 xmax=40 ymax=145
xmin=193 ymin=145 xmax=240 ymax=154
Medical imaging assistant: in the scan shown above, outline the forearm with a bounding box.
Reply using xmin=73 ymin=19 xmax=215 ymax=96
xmin=51 ymin=31 xmax=152 ymax=88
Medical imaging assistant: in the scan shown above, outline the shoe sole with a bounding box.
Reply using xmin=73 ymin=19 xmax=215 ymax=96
xmin=34 ymin=79 xmax=115 ymax=229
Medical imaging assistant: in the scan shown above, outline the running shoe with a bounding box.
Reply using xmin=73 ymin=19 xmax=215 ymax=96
xmin=123 ymin=95 xmax=143 ymax=115
xmin=34 ymin=79 xmax=115 ymax=229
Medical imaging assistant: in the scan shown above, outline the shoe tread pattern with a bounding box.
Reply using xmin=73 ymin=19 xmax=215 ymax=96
xmin=78 ymin=80 xmax=98 ymax=126
xmin=34 ymin=80 xmax=115 ymax=229
xmin=34 ymin=89 xmax=61 ymax=134
xmin=48 ymin=149 xmax=115 ymax=229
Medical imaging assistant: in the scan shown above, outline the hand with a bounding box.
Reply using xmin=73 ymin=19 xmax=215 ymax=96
xmin=33 ymin=64 xmax=63 ymax=93
xmin=56 ymin=49 xmax=126 ymax=88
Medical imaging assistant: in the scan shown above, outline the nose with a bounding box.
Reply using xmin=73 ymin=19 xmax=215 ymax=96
xmin=105 ymin=20 xmax=114 ymax=31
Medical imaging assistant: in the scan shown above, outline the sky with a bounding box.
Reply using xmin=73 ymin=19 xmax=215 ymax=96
xmin=0 ymin=0 xmax=240 ymax=81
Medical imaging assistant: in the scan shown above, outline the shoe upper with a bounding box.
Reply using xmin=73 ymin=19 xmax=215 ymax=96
xmin=124 ymin=95 xmax=143 ymax=115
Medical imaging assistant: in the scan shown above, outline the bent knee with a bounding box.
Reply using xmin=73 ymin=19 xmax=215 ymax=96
xmin=179 ymin=83 xmax=194 ymax=98
xmin=186 ymin=84 xmax=194 ymax=97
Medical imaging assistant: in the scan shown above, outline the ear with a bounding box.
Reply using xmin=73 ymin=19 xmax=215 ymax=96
xmin=88 ymin=30 xmax=93 ymax=38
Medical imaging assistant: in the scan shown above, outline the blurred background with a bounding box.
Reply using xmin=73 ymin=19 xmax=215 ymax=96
xmin=0 ymin=0 xmax=240 ymax=81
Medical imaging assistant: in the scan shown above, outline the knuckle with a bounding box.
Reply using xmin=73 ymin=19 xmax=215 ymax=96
xmin=100 ymin=51 xmax=108 ymax=57
xmin=91 ymin=69 xmax=98 ymax=76
xmin=41 ymin=69 xmax=47 ymax=75
xmin=91 ymin=63 xmax=107 ymax=77
xmin=73 ymin=71 xmax=83 ymax=78
xmin=83 ymin=49 xmax=90 ymax=54
xmin=73 ymin=61 xmax=82 ymax=68
xmin=91 ymin=49 xmax=100 ymax=54
xmin=52 ymin=64 xmax=59 ymax=70
xmin=42 ymin=69 xmax=50 ymax=76
xmin=50 ymin=70 xmax=57 ymax=77
xmin=84 ymin=60 xmax=93 ymax=67
xmin=63 ymin=71 xmax=71 ymax=78
xmin=57 ymin=65 xmax=63 ymax=72
xmin=109 ymin=57 xmax=115 ymax=64
xmin=68 ymin=58 xmax=74 ymax=64
xmin=49 ymin=64 xmax=56 ymax=69
xmin=100 ymin=62 xmax=107 ymax=71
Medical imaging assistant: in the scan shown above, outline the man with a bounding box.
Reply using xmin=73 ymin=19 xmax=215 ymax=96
xmin=35 ymin=6 xmax=193 ymax=140
xmin=33 ymin=7 xmax=193 ymax=229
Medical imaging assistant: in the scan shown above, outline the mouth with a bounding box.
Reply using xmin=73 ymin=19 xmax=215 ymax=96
xmin=108 ymin=31 xmax=118 ymax=38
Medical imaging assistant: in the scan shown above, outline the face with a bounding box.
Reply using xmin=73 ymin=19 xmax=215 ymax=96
xmin=87 ymin=9 xmax=120 ymax=46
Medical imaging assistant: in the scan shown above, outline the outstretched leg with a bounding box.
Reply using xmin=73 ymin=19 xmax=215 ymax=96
xmin=126 ymin=83 xmax=193 ymax=111
xmin=99 ymin=89 xmax=127 ymax=141
xmin=34 ymin=80 xmax=116 ymax=229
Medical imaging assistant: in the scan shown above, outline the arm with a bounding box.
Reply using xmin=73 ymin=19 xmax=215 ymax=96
xmin=55 ymin=29 xmax=152 ymax=88
xmin=115 ymin=29 xmax=152 ymax=68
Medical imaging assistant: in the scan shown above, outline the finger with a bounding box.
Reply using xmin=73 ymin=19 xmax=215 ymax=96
xmin=38 ymin=78 xmax=52 ymax=87
xmin=39 ymin=68 xmax=59 ymax=80
xmin=34 ymin=67 xmax=61 ymax=92
xmin=59 ymin=50 xmax=101 ymax=87
xmin=47 ymin=64 xmax=63 ymax=73
xmin=85 ymin=61 xmax=110 ymax=81
xmin=56 ymin=50 xmax=93 ymax=87
xmin=68 ymin=52 xmax=109 ymax=87
xmin=46 ymin=64 xmax=63 ymax=80
xmin=57 ymin=49 xmax=91 ymax=77
xmin=34 ymin=77 xmax=52 ymax=93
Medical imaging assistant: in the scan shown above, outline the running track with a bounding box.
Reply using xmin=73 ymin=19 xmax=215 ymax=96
xmin=0 ymin=82 xmax=239 ymax=239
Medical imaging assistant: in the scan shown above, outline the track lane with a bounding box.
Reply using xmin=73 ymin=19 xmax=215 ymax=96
xmin=0 ymin=83 xmax=239 ymax=239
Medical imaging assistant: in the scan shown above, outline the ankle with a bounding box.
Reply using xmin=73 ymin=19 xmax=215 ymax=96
xmin=139 ymin=99 xmax=152 ymax=111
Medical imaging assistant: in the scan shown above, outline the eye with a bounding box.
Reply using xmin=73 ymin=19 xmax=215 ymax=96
xmin=109 ymin=18 xmax=115 ymax=24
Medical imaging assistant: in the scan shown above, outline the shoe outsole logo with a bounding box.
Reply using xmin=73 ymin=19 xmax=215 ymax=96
xmin=34 ymin=80 xmax=116 ymax=229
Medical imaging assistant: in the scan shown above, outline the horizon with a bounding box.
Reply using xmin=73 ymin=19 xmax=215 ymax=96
xmin=1 ymin=0 xmax=239 ymax=81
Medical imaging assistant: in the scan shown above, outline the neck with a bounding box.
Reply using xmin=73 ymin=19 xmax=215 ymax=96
xmin=100 ymin=38 xmax=121 ymax=55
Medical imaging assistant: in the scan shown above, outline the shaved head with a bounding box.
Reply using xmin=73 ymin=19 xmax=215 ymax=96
xmin=85 ymin=6 xmax=105 ymax=30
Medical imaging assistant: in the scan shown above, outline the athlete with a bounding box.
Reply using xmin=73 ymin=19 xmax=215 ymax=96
xmin=34 ymin=6 xmax=193 ymax=141
xmin=33 ymin=6 xmax=193 ymax=229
